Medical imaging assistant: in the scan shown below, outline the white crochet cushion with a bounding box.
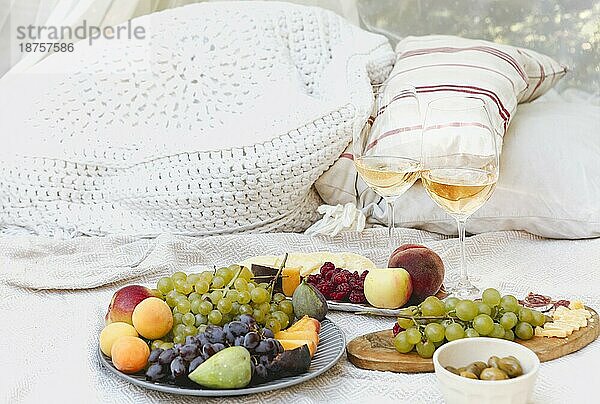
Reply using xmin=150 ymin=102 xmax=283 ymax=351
xmin=0 ymin=1 xmax=394 ymax=237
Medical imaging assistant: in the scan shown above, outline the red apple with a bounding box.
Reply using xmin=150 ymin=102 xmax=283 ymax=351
xmin=388 ymin=244 xmax=444 ymax=305
xmin=105 ymin=285 xmax=158 ymax=325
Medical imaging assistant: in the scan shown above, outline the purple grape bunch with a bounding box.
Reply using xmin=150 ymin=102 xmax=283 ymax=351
xmin=145 ymin=314 xmax=284 ymax=385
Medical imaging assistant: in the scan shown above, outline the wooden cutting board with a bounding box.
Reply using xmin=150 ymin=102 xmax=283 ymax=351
xmin=347 ymin=307 xmax=599 ymax=373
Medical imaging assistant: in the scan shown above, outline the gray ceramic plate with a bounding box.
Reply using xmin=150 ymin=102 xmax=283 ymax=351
xmin=98 ymin=318 xmax=345 ymax=397
xmin=327 ymin=301 xmax=402 ymax=316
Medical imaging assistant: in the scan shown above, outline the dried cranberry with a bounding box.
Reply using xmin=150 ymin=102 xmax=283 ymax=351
xmin=329 ymin=284 xmax=351 ymax=301
xmin=360 ymin=270 xmax=368 ymax=279
xmin=317 ymin=282 xmax=335 ymax=298
xmin=320 ymin=262 xmax=335 ymax=273
xmin=348 ymin=290 xmax=366 ymax=304
xmin=307 ymin=274 xmax=322 ymax=284
xmin=332 ymin=272 xmax=350 ymax=285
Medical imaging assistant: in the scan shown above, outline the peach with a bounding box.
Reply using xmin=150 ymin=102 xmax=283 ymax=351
xmin=388 ymin=244 xmax=444 ymax=305
xmin=278 ymin=339 xmax=317 ymax=357
xmin=111 ymin=336 xmax=150 ymax=373
xmin=275 ymin=330 xmax=319 ymax=347
xmin=287 ymin=316 xmax=320 ymax=334
xmin=105 ymin=285 xmax=158 ymax=325
xmin=131 ymin=297 xmax=173 ymax=339
xmin=99 ymin=322 xmax=138 ymax=357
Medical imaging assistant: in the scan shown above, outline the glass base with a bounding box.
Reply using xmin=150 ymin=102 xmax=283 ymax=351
xmin=448 ymin=278 xmax=480 ymax=299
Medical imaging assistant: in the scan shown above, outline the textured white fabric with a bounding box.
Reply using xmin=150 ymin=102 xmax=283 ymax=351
xmin=315 ymin=99 xmax=600 ymax=239
xmin=1 ymin=227 xmax=599 ymax=403
xmin=304 ymin=203 xmax=366 ymax=237
xmin=0 ymin=1 xmax=394 ymax=238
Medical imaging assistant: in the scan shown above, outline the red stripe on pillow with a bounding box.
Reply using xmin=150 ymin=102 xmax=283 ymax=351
xmin=367 ymin=124 xmax=422 ymax=151
xmin=390 ymin=63 xmax=522 ymax=92
xmin=398 ymin=46 xmax=528 ymax=82
xmin=416 ymin=85 xmax=510 ymax=130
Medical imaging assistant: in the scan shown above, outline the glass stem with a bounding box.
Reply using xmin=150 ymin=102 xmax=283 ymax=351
xmin=385 ymin=197 xmax=397 ymax=254
xmin=456 ymin=217 xmax=468 ymax=285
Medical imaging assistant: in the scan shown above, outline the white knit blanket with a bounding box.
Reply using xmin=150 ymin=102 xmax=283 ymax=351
xmin=0 ymin=1 xmax=393 ymax=238
xmin=2 ymin=228 xmax=599 ymax=403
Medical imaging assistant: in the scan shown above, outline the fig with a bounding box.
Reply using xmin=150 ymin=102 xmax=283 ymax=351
xmin=292 ymin=280 xmax=328 ymax=321
xmin=188 ymin=346 xmax=251 ymax=389
xmin=251 ymin=345 xmax=312 ymax=385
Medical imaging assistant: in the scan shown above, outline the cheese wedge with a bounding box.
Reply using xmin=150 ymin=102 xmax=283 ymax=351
xmin=537 ymin=305 xmax=591 ymax=338
xmin=535 ymin=326 xmax=568 ymax=338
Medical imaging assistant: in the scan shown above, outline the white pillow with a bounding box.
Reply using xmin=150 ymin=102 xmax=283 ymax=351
xmin=318 ymin=100 xmax=600 ymax=239
xmin=0 ymin=2 xmax=394 ymax=237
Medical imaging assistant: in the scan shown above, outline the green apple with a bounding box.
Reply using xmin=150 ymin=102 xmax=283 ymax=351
xmin=364 ymin=268 xmax=413 ymax=309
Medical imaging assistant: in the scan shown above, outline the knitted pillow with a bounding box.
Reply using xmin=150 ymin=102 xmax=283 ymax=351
xmin=0 ymin=2 xmax=394 ymax=237
xmin=315 ymin=35 xmax=566 ymax=233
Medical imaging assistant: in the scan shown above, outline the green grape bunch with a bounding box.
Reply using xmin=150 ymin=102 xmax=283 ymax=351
xmin=393 ymin=288 xmax=547 ymax=358
xmin=153 ymin=264 xmax=295 ymax=345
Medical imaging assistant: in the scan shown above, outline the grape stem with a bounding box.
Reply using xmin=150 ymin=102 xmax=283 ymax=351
xmin=396 ymin=314 xmax=455 ymax=320
xmin=217 ymin=265 xmax=246 ymax=295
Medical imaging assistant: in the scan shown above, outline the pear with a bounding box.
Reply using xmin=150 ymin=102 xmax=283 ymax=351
xmin=188 ymin=346 xmax=251 ymax=389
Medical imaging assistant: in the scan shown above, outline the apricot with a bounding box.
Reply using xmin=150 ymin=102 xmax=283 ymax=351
xmin=131 ymin=297 xmax=173 ymax=339
xmin=99 ymin=322 xmax=138 ymax=357
xmin=105 ymin=285 xmax=158 ymax=325
xmin=111 ymin=336 xmax=150 ymax=373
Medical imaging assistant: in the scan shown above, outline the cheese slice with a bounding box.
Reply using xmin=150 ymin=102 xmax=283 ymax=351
xmin=554 ymin=318 xmax=587 ymax=328
xmin=543 ymin=323 xmax=574 ymax=335
xmin=569 ymin=300 xmax=585 ymax=310
xmin=535 ymin=326 xmax=568 ymax=338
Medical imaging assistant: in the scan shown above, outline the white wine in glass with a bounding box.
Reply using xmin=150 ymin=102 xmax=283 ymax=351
xmin=421 ymin=97 xmax=500 ymax=298
xmin=353 ymin=81 xmax=421 ymax=253
xmin=421 ymin=167 xmax=497 ymax=217
xmin=354 ymin=156 xmax=421 ymax=199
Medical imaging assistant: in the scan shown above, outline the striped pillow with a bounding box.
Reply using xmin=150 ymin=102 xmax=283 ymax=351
xmin=392 ymin=35 xmax=567 ymax=134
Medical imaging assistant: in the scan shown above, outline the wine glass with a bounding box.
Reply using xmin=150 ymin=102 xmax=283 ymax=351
xmin=353 ymin=81 xmax=422 ymax=253
xmin=421 ymin=96 xmax=500 ymax=298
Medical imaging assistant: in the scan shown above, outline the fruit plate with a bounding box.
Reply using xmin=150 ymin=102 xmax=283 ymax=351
xmin=98 ymin=318 xmax=345 ymax=397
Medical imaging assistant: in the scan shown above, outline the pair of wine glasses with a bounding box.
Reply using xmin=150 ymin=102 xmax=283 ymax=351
xmin=354 ymin=78 xmax=500 ymax=299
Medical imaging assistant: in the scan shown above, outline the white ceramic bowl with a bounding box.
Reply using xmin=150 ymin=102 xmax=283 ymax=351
xmin=433 ymin=338 xmax=539 ymax=404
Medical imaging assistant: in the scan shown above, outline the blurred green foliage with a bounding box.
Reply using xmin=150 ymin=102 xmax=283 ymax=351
xmin=358 ymin=0 xmax=600 ymax=94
